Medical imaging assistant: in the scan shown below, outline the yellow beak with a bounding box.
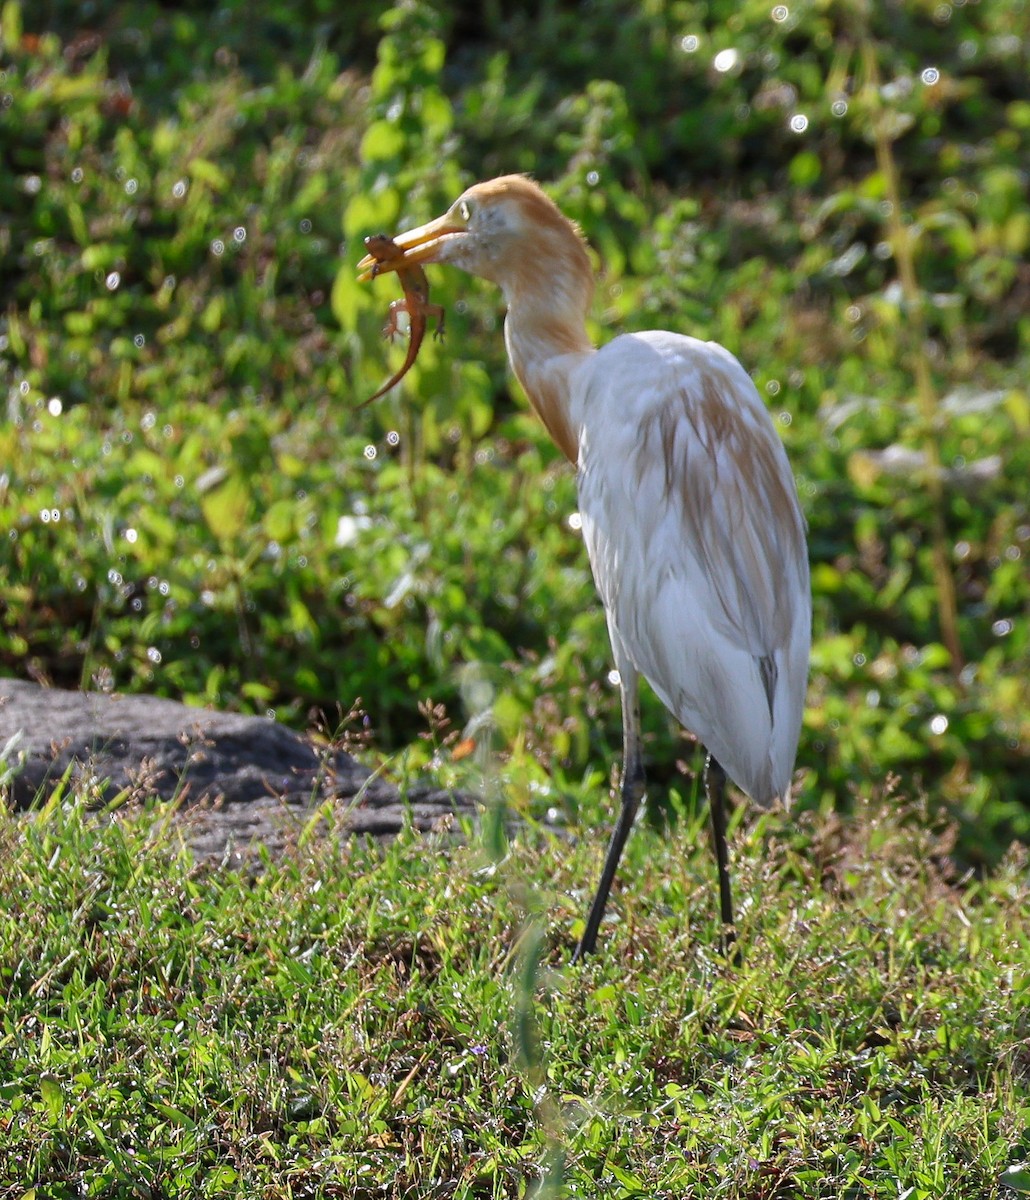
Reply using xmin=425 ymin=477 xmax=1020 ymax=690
xmin=356 ymin=209 xmax=468 ymax=281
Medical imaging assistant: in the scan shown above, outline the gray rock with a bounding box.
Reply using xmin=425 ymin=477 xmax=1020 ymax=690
xmin=0 ymin=678 xmax=472 ymax=862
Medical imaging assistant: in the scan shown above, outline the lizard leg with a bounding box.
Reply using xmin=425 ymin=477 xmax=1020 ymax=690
xmin=427 ymin=303 xmax=446 ymax=341
xmin=381 ymin=299 xmax=409 ymax=341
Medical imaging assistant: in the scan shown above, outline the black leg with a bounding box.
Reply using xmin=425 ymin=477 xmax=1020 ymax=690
xmin=705 ymin=754 xmax=739 ymax=962
xmin=573 ymin=758 xmax=644 ymax=962
xmin=573 ymin=668 xmax=643 ymax=962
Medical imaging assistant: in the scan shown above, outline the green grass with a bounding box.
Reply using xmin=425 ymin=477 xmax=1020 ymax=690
xmin=0 ymin=783 xmax=1027 ymax=1197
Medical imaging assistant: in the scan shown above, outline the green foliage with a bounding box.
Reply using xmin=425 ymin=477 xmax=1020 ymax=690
xmin=0 ymin=0 xmax=1028 ymax=859
xmin=0 ymin=790 xmax=1027 ymax=1195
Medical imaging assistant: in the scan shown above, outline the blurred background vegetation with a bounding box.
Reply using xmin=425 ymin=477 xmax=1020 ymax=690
xmin=0 ymin=0 xmax=1027 ymax=860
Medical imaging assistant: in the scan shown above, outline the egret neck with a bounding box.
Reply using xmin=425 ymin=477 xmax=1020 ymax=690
xmin=499 ymin=260 xmax=595 ymax=467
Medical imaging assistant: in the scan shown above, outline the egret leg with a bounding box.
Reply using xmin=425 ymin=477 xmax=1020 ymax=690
xmin=572 ymin=670 xmax=644 ymax=962
xmin=705 ymin=754 xmax=739 ymax=962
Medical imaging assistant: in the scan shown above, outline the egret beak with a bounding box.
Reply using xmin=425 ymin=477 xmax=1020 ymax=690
xmin=356 ymin=208 xmax=468 ymax=281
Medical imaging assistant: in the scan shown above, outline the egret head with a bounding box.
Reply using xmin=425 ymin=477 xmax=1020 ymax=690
xmin=358 ymin=175 xmax=594 ymax=312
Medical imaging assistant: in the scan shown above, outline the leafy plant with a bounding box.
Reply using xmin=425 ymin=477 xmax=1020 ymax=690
xmin=0 ymin=0 xmax=1027 ymax=856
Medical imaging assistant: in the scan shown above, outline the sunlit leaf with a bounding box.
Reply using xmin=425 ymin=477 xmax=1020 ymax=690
xmin=1001 ymin=1165 xmax=1030 ymax=1194
xmin=0 ymin=0 xmax=21 ymax=50
xmin=39 ymin=1077 xmax=63 ymax=1124
xmin=332 ymin=265 xmax=368 ymax=332
xmin=188 ymin=157 xmax=229 ymax=190
xmin=344 ymin=190 xmax=400 ymax=240
xmin=789 ymin=150 xmax=821 ymax=187
xmin=1004 ymin=390 xmax=1030 ymax=433
xmin=360 ymin=120 xmax=406 ymax=164
xmin=199 ymin=474 xmax=251 ymax=544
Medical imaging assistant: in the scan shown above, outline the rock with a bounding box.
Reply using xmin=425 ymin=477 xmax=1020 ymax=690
xmin=0 ymin=678 xmax=472 ymax=862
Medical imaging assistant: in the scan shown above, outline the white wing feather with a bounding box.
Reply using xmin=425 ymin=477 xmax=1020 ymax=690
xmin=573 ymin=330 xmax=810 ymax=805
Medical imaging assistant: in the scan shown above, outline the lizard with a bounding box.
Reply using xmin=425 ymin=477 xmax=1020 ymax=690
xmin=359 ymin=233 xmax=445 ymax=407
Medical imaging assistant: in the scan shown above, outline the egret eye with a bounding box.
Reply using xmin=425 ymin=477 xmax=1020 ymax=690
xmin=458 ymin=200 xmax=472 ymax=223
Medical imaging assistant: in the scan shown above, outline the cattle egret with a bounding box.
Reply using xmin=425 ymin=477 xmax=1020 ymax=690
xmin=357 ymin=175 xmax=810 ymax=961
